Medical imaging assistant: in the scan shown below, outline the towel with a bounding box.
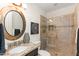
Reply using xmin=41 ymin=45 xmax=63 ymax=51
xmin=0 ymin=24 xmax=5 ymax=55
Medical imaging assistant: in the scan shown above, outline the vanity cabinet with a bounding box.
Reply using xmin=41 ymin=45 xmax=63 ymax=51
xmin=25 ymin=48 xmax=38 ymax=56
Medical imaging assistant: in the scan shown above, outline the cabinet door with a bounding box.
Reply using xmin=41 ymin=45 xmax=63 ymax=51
xmin=25 ymin=48 xmax=38 ymax=56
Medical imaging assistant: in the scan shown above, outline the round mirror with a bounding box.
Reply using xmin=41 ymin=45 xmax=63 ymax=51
xmin=4 ymin=10 xmax=26 ymax=41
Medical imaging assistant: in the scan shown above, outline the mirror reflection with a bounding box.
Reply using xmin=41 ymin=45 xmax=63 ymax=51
xmin=5 ymin=11 xmax=23 ymax=36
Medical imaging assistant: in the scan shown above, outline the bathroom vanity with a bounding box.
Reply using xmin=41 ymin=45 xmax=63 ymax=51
xmin=4 ymin=42 xmax=40 ymax=56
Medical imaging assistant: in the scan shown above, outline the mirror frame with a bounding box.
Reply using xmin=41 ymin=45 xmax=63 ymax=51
xmin=1 ymin=4 xmax=26 ymax=41
xmin=4 ymin=10 xmax=26 ymax=41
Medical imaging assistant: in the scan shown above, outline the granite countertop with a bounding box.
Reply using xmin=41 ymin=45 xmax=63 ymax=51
xmin=4 ymin=42 xmax=40 ymax=56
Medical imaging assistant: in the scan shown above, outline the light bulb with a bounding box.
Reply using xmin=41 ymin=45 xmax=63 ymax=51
xmin=49 ymin=19 xmax=53 ymax=22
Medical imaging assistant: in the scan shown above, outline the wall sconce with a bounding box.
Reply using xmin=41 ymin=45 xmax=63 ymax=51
xmin=49 ymin=19 xmax=53 ymax=22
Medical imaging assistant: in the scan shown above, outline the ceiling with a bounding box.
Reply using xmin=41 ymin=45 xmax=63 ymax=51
xmin=34 ymin=3 xmax=74 ymax=12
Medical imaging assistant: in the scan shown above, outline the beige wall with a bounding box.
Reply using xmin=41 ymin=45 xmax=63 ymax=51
xmin=24 ymin=4 xmax=46 ymax=43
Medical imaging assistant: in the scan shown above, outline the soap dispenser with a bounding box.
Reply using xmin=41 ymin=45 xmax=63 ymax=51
xmin=23 ymin=33 xmax=30 ymax=43
xmin=0 ymin=23 xmax=5 ymax=55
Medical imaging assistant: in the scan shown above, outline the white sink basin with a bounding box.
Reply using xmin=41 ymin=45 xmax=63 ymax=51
xmin=8 ymin=46 xmax=27 ymax=55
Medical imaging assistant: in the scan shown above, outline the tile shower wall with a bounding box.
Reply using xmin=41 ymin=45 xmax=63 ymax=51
xmin=47 ymin=14 xmax=76 ymax=56
xmin=40 ymin=15 xmax=48 ymax=50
